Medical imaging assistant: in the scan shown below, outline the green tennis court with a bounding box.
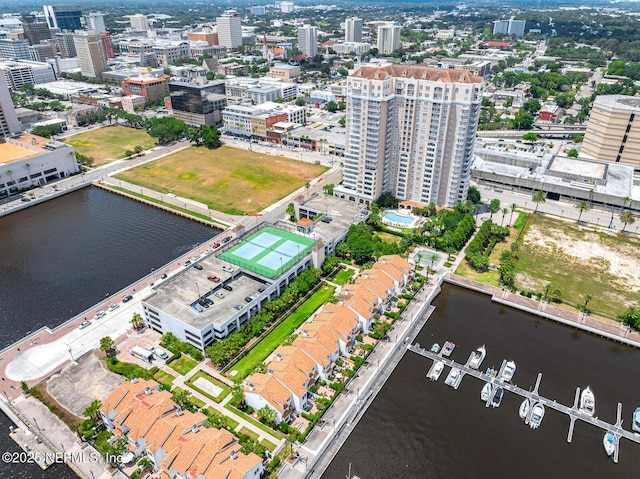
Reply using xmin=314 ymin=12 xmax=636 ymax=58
xmin=219 ymin=227 xmax=316 ymax=278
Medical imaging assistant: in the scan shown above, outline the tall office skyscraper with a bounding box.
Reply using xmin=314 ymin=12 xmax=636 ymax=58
xmin=21 ymin=15 xmax=53 ymax=46
xmin=0 ymin=74 xmax=21 ymax=136
xmin=297 ymin=25 xmax=317 ymax=57
xmin=55 ymin=32 xmax=77 ymax=57
xmin=335 ymin=65 xmax=483 ymax=207
xmin=130 ymin=14 xmax=150 ymax=31
xmin=43 ymin=5 xmax=83 ymax=31
xmin=99 ymin=32 xmax=114 ymax=59
xmin=0 ymin=39 xmax=32 ymax=61
xmin=345 ymin=17 xmax=363 ymax=43
xmin=85 ymin=12 xmax=106 ymax=33
xmin=216 ymin=10 xmax=242 ymax=49
xmin=73 ymin=33 xmax=105 ymax=78
xmin=492 ymin=18 xmax=526 ymax=36
xmin=376 ymin=23 xmax=401 ymax=54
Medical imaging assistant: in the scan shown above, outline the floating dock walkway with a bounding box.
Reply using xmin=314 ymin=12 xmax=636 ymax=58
xmin=410 ymin=343 xmax=640 ymax=463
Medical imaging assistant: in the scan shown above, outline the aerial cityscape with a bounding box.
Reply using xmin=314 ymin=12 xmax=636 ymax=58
xmin=1 ymin=0 xmax=640 ymax=478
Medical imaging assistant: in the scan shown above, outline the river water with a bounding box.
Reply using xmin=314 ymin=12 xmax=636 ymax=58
xmin=0 ymin=187 xmax=217 ymax=478
xmin=323 ymin=284 xmax=640 ymax=479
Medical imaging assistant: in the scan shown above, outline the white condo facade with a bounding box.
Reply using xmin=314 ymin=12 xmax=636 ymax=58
xmin=297 ymin=25 xmax=318 ymax=57
xmin=335 ymin=65 xmax=483 ymax=207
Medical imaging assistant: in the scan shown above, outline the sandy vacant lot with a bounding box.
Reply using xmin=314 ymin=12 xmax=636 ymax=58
xmin=515 ymin=215 xmax=640 ymax=315
xmin=46 ymin=351 xmax=124 ymax=417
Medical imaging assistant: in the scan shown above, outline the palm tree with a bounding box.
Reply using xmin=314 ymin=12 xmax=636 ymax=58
xmin=99 ymin=336 xmax=114 ymax=356
xmin=588 ymin=188 xmax=595 ymax=207
xmin=583 ymin=293 xmax=593 ymax=313
xmin=620 ymin=210 xmax=636 ymax=232
xmin=83 ymin=399 xmax=102 ymax=422
xmin=500 ymin=207 xmax=508 ymax=226
xmin=509 ymin=203 xmax=518 ymax=225
xmin=429 ymin=253 xmax=439 ymax=268
xmin=130 ymin=312 xmax=144 ymax=330
xmin=575 ymin=201 xmax=590 ymax=223
xmin=532 ymin=190 xmax=546 ymax=214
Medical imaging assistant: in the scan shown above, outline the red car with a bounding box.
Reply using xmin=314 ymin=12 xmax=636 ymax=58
xmin=207 ymin=275 xmax=221 ymax=282
xmin=212 ymin=242 xmax=221 ymax=249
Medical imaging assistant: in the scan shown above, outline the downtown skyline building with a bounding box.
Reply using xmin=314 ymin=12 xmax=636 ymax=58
xmin=216 ymin=10 xmax=243 ymax=49
xmin=297 ymin=25 xmax=318 ymax=57
xmin=345 ymin=17 xmax=363 ymax=43
xmin=334 ymin=65 xmax=483 ymax=207
xmin=376 ymin=23 xmax=401 ymax=54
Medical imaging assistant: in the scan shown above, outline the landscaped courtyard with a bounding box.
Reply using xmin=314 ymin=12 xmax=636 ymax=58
xmin=114 ymin=146 xmax=327 ymax=215
xmin=63 ymin=126 xmax=156 ymax=166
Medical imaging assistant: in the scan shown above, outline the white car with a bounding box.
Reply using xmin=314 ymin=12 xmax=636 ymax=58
xmin=214 ymin=291 xmax=225 ymax=299
xmin=108 ymin=303 xmax=119 ymax=312
xmin=95 ymin=311 xmax=106 ymax=319
xmin=79 ymin=320 xmax=91 ymax=329
xmin=222 ymin=265 xmax=234 ymax=273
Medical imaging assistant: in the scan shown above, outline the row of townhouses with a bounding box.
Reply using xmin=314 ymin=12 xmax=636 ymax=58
xmin=243 ymin=255 xmax=412 ymax=423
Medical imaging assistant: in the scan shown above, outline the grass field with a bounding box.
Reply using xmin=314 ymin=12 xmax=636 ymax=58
xmin=114 ymin=146 xmax=328 ymax=215
xmin=153 ymin=370 xmax=176 ymax=388
xmin=63 ymin=126 xmax=156 ymax=166
xmin=230 ymin=285 xmax=336 ymax=379
xmin=514 ymin=215 xmax=640 ymax=316
xmin=167 ymin=355 xmax=198 ymax=375
xmin=224 ymin=403 xmax=283 ymax=439
xmin=331 ymin=268 xmax=354 ymax=285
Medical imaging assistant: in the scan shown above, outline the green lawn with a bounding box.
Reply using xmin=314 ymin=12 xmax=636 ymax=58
xmin=63 ymin=126 xmax=156 ymax=166
xmin=153 ymin=370 xmax=176 ymax=388
xmin=239 ymin=427 xmax=260 ymax=440
xmin=332 ymin=268 xmax=353 ymax=285
xmin=114 ymin=146 xmax=328 ymax=215
xmin=260 ymin=439 xmax=277 ymax=452
xmin=230 ymin=285 xmax=336 ymax=379
xmin=167 ymin=355 xmax=198 ymax=376
xmin=185 ymin=371 xmax=231 ymax=403
xmin=206 ymin=407 xmax=239 ymax=430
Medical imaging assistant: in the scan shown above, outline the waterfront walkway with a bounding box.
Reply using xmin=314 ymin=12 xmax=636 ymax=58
xmin=409 ymin=344 xmax=640 ymax=463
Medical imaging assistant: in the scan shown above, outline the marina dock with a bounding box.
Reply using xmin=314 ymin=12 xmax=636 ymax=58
xmin=411 ymin=343 xmax=640 ymax=463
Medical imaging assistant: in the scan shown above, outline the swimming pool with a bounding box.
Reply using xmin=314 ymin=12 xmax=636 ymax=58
xmin=383 ymin=211 xmax=415 ymax=224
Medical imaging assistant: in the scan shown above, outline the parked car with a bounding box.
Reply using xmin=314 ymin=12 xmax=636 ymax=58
xmin=160 ymin=273 xmax=168 ymax=279
xmin=212 ymin=242 xmax=221 ymax=249
xmin=193 ymin=255 xmax=201 ymax=261
xmin=222 ymin=265 xmax=234 ymax=273
xmin=207 ymin=275 xmax=221 ymax=282
xmin=184 ymin=260 xmax=192 ymax=267
xmin=221 ymin=237 xmax=231 ymax=244
xmin=154 ymin=348 xmax=169 ymax=360
xmin=203 ymin=297 xmax=214 ymax=306
xmin=321 ymin=216 xmax=332 ymax=223
xmin=79 ymin=320 xmax=91 ymax=329
xmin=95 ymin=311 xmax=106 ymax=319
xmin=122 ymin=295 xmax=133 ymax=303
xmin=21 ymin=197 xmax=31 ymax=202
xmin=222 ymin=284 xmax=233 ymax=292
xmin=193 ymin=303 xmax=203 ymax=312
xmin=198 ymin=300 xmax=209 ymax=309
xmin=193 ymin=263 xmax=203 ymax=270
xmin=204 ymin=248 xmax=213 ymax=255
xmin=214 ymin=291 xmax=225 ymax=299
xmin=258 ymin=288 xmax=265 ymax=293
xmin=234 ymin=304 xmax=243 ymax=311
xmin=108 ymin=303 xmax=119 ymax=312
xmin=244 ymin=296 xmax=253 ymax=303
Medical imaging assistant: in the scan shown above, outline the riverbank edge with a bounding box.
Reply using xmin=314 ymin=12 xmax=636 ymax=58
xmin=0 ymin=182 xmax=89 ymax=218
xmin=445 ymin=273 xmax=640 ymax=349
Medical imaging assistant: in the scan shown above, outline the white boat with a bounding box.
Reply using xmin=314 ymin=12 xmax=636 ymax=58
xmin=442 ymin=341 xmax=455 ymax=357
xmin=430 ymin=343 xmax=441 ymax=354
xmin=633 ymin=407 xmax=640 ymax=433
xmin=579 ymin=386 xmax=596 ymax=416
xmin=519 ymin=399 xmax=530 ymax=420
xmin=603 ymin=432 xmax=616 ymax=457
xmin=490 ymin=387 xmax=504 ymax=408
xmin=428 ymin=361 xmax=445 ymax=381
xmin=500 ymin=360 xmax=516 ymax=382
xmin=530 ymin=402 xmax=545 ymax=429
xmin=481 ymin=383 xmax=491 ymax=402
xmin=445 ymin=368 xmax=461 ymax=387
xmin=469 ymin=345 xmax=486 ymax=369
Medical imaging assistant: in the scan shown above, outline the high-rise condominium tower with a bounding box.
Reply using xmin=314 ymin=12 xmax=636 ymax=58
xmin=73 ymin=33 xmax=106 ymax=78
xmin=345 ymin=17 xmax=363 ymax=43
xmin=297 ymin=25 xmax=317 ymax=57
xmin=217 ymin=10 xmax=242 ymax=49
xmin=335 ymin=65 xmax=483 ymax=207
xmin=0 ymin=74 xmax=21 ymax=136
xmin=376 ymin=23 xmax=401 ymax=54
